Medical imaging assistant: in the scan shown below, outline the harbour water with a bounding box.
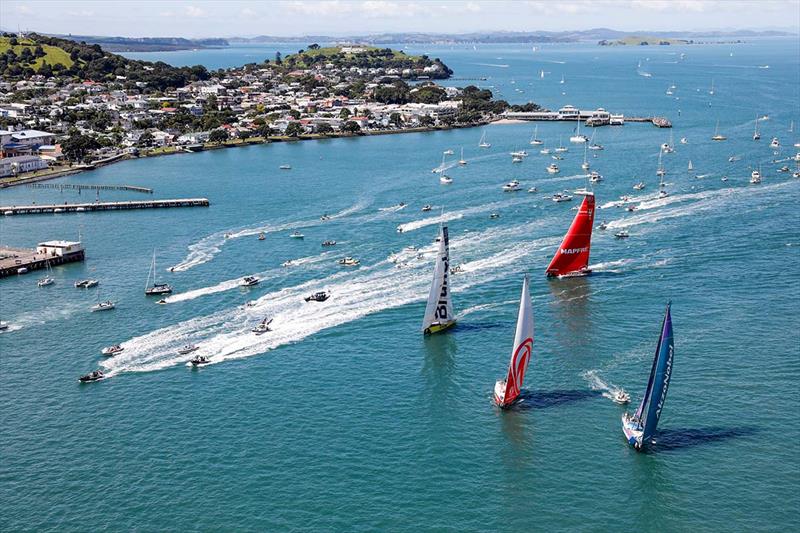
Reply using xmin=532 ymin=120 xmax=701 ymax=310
xmin=2 ymin=40 xmax=799 ymax=530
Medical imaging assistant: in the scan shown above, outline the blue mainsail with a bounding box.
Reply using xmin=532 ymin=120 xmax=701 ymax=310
xmin=640 ymin=303 xmax=675 ymax=445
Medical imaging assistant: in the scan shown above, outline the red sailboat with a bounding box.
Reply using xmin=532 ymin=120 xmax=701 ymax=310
xmin=493 ymin=275 xmax=534 ymax=408
xmin=545 ymin=192 xmax=595 ymax=278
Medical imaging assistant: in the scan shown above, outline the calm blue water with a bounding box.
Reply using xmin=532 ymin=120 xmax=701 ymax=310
xmin=2 ymin=40 xmax=799 ymax=531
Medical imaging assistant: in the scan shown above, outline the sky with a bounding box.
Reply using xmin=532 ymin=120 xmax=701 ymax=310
xmin=2 ymin=0 xmax=799 ymax=38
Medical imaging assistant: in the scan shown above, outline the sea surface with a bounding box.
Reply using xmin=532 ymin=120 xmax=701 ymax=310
xmin=2 ymin=40 xmax=799 ymax=531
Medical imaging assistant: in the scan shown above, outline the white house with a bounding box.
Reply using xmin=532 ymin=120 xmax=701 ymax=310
xmin=0 ymin=155 xmax=49 ymax=177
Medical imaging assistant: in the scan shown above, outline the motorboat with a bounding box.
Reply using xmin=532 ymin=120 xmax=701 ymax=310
xmin=279 ymin=164 xmax=291 ymax=170
xmin=443 ymin=149 xmax=454 ymax=155
xmin=156 ymin=299 xmax=167 ymax=305
xmin=659 ymin=189 xmax=669 ymax=198
xmin=305 ymin=291 xmax=330 ymax=302
xmin=258 ymin=232 xmax=266 ymax=240
xmin=540 ymin=148 xmax=551 ymax=155
xmin=0 ymin=321 xmax=8 ymax=331
xmin=778 ymin=166 xmax=790 ymax=173
xmin=502 ymin=180 xmax=521 ymax=192
xmin=321 ymin=240 xmax=337 ymax=247
xmin=598 ymin=221 xmax=608 ymax=230
xmin=91 ymin=300 xmax=116 ymax=312
xmin=75 ymin=279 xmax=99 ymax=288
xmin=512 ymin=155 xmax=523 ymax=163
xmin=633 ymin=182 xmax=645 ymax=190
xmin=440 ymin=174 xmax=453 ymax=184
xmin=252 ymin=318 xmax=273 ymax=335
xmin=421 ymin=205 xmax=432 ymax=212
xmin=770 ymin=137 xmax=780 ymax=149
xmin=612 ymin=389 xmax=631 ymax=405
xmin=240 ymin=276 xmax=260 ymax=287
xmin=190 ymin=355 xmax=212 ymax=367
xmin=680 ymin=137 xmax=688 ymax=144
xmin=721 ymin=176 xmax=729 ymax=182
xmin=79 ymin=370 xmax=106 ymax=383
xmin=547 ymin=163 xmax=560 ymax=174
xmin=178 ymin=344 xmax=199 ymax=355
xmin=510 ymin=150 xmax=528 ymax=158
xmin=338 ymin=257 xmax=360 ymax=266
xmin=750 ymin=169 xmax=762 ymax=184
xmin=489 ymin=213 xmax=500 ymax=219
xmin=793 ymin=170 xmax=800 ymax=179
xmin=320 ymin=214 xmax=331 ymax=221
xmin=101 ymin=345 xmax=124 ymax=356
xmin=244 ymin=300 xmax=257 ymax=308
xmin=289 ymin=231 xmax=304 ymax=239
xmin=528 ymin=186 xmax=538 ymax=193
xmin=449 ymin=264 xmax=464 ymax=275
xmin=589 ymin=171 xmax=603 ymax=183
xmin=551 ymin=154 xmax=564 ymax=161
xmin=626 ymin=205 xmax=637 ymax=212
xmin=552 ymin=193 xmax=572 ymax=203
xmin=37 ymin=276 xmax=54 ymax=287
xmin=614 ymin=230 xmax=630 ymax=239
xmin=281 ymin=260 xmax=294 ymax=267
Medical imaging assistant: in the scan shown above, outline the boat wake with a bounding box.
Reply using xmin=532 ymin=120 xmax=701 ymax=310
xmin=583 ymin=369 xmax=627 ymax=403
xmin=396 ymin=198 xmax=533 ymax=234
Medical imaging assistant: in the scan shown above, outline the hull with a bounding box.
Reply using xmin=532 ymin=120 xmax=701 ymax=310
xmin=423 ymin=320 xmax=456 ymax=335
xmin=493 ymin=380 xmax=518 ymax=408
xmin=621 ymin=413 xmax=644 ymax=450
xmin=548 ymin=268 xmax=592 ymax=279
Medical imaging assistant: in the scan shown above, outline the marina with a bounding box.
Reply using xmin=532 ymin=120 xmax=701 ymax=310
xmin=0 ymin=241 xmax=85 ymax=278
xmin=1 ymin=198 xmax=209 ymax=215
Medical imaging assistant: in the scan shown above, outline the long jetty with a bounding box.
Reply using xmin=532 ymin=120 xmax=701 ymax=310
xmin=1 ymin=198 xmax=210 ymax=216
xmin=25 ymin=183 xmax=153 ymax=193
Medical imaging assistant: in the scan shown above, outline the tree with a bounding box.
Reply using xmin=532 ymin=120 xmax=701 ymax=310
xmin=316 ymin=123 xmax=334 ymax=135
xmin=285 ymin=122 xmax=304 ymax=137
xmin=342 ymin=121 xmax=361 ymax=134
xmin=137 ymin=131 xmax=154 ymax=147
xmin=61 ymin=133 xmax=100 ymax=162
xmin=308 ymin=43 xmax=320 ymax=50
xmin=208 ymin=129 xmax=229 ymax=144
xmin=275 ymin=51 xmax=282 ymax=65
xmin=288 ymin=109 xmax=301 ymax=120
xmin=338 ymin=108 xmax=351 ymax=120
xmin=389 ymin=112 xmax=402 ymax=126
xmin=419 ymin=115 xmax=435 ymax=127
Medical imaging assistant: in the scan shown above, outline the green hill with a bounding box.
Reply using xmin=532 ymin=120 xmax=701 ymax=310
xmin=0 ymin=36 xmax=75 ymax=70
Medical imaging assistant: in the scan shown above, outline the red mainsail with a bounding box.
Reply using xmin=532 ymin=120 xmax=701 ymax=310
xmin=545 ymin=193 xmax=595 ymax=277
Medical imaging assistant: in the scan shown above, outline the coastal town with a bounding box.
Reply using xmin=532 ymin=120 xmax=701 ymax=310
xmin=0 ymin=33 xmax=520 ymax=186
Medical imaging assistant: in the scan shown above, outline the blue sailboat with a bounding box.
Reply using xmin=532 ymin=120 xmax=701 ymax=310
xmin=621 ymin=303 xmax=675 ymax=451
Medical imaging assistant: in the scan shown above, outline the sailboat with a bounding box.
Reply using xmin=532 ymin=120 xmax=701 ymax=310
xmin=581 ymin=144 xmax=590 ymax=171
xmin=458 ymin=147 xmax=467 ymax=166
xmin=144 ymin=250 xmax=172 ymax=295
xmin=555 ymin=136 xmax=568 ymax=152
xmin=656 ymin=150 xmax=666 ymax=177
xmin=422 ymin=224 xmax=456 ymax=335
xmin=479 ymin=130 xmax=491 ymax=148
xmin=570 ymin=120 xmax=588 ymax=143
xmin=493 ymin=274 xmax=534 ymax=408
xmin=529 ymin=125 xmax=543 ymax=145
xmin=545 ymin=191 xmax=595 ymax=278
xmin=708 ymin=79 xmax=715 ymax=95
xmin=711 ymin=120 xmax=726 ymax=141
xmin=687 ymin=159 xmax=694 ymax=173
xmin=37 ymin=259 xmax=54 ymax=287
xmin=560 ymin=74 xmax=565 ymax=84
xmin=753 ymin=116 xmax=761 ymax=140
xmin=621 ymin=303 xmax=675 ymax=451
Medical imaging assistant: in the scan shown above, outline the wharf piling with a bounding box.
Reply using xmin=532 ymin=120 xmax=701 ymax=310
xmin=25 ymin=183 xmax=154 ymax=193
xmin=1 ymin=198 xmax=210 ymax=216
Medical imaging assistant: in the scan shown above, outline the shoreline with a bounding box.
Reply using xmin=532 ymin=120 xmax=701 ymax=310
xmin=0 ymin=121 xmax=489 ymax=190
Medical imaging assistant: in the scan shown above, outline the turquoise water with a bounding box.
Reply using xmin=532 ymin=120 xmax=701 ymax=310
xmin=2 ymin=41 xmax=799 ymax=531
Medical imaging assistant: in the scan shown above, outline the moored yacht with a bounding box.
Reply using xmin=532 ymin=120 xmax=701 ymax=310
xmin=547 ymin=163 xmax=560 ymax=174
xmin=502 ymin=180 xmax=521 ymax=191
xmin=91 ymin=300 xmax=116 ymax=312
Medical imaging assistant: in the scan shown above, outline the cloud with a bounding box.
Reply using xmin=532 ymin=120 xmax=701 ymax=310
xmin=184 ymin=5 xmax=206 ymax=18
xmin=241 ymin=7 xmax=256 ymax=16
xmin=15 ymin=4 xmax=33 ymax=14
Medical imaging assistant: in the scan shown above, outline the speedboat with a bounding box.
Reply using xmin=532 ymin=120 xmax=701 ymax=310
xmin=145 ymin=283 xmax=172 ymax=296
xmin=178 ymin=344 xmax=199 ymax=355
xmin=793 ymin=170 xmax=800 ymax=178
xmin=91 ymin=300 xmax=115 ymax=312
xmin=79 ymin=370 xmax=106 ymax=383
xmin=338 ymin=257 xmax=360 ymax=266
xmin=252 ymin=318 xmax=273 ymax=335
xmin=770 ymin=137 xmax=780 ymax=149
xmin=512 ymin=155 xmax=523 ymax=163
xmin=510 ymin=150 xmax=528 ymax=157
xmin=598 ymin=221 xmax=608 ymax=230
xmin=156 ymin=299 xmax=167 ymax=305
xmin=502 ymin=180 xmax=521 ymax=192
xmin=443 ymin=149 xmax=454 ymax=155
xmin=547 ymin=163 xmax=560 ymax=174
xmin=589 ymin=171 xmax=603 ymax=183
xmin=279 ymin=164 xmax=291 ymax=170
xmin=659 ymin=189 xmax=669 ymax=198
xmin=589 ymin=143 xmax=604 ymax=151
xmin=750 ymin=170 xmax=762 ymax=184
xmin=552 ymin=193 xmax=572 ymax=203
xmin=304 ymin=291 xmax=329 ymax=302
xmin=190 ymin=355 xmax=212 ymax=367
xmin=321 ymin=240 xmax=337 ymax=246
xmin=539 ymin=148 xmax=551 ymax=155
xmin=489 ymin=213 xmax=500 ymax=219
xmin=281 ymin=260 xmax=294 ymax=267
xmin=612 ymin=389 xmax=631 ymax=405
xmin=75 ymin=279 xmax=99 ymax=288
xmin=257 ymin=232 xmax=266 ymax=240
xmin=449 ymin=264 xmax=464 ymax=275
xmin=320 ymin=214 xmax=331 ymax=221
xmin=240 ymin=276 xmax=260 ymax=287
xmin=101 ymin=345 xmax=124 ymax=356
xmin=680 ymin=137 xmax=688 ymax=144
xmin=440 ymin=174 xmax=453 ymax=184
xmin=421 ymin=205 xmax=432 ymax=212
xmin=527 ymin=186 xmax=538 ymax=193
xmin=0 ymin=321 xmax=8 ymax=331
xmin=778 ymin=165 xmax=790 ymax=173
xmin=615 ymin=230 xmax=630 ymax=239
xmin=37 ymin=276 xmax=54 ymax=287
xmin=633 ymin=182 xmax=645 ymax=190
xmin=289 ymin=231 xmax=304 ymax=239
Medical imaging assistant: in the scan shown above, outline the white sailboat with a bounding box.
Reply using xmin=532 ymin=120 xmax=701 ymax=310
xmin=570 ymin=120 xmax=588 ymax=143
xmin=753 ymin=115 xmax=761 ymax=140
xmin=555 ymin=136 xmax=568 ymax=152
xmin=37 ymin=259 xmax=54 ymax=287
xmin=422 ymin=224 xmax=456 ymax=335
xmin=479 ymin=130 xmax=491 ymax=148
xmin=708 ymin=79 xmax=715 ymax=95
xmin=581 ymin=144 xmax=590 ymax=171
xmin=711 ymin=120 xmax=727 ymax=141
xmin=493 ymin=274 xmax=534 ymax=408
xmin=529 ymin=125 xmax=543 ymax=145
xmin=145 ymin=250 xmax=172 ymax=295
xmin=560 ymin=74 xmax=565 ymax=84
xmin=687 ymin=159 xmax=694 ymax=173
xmin=656 ymin=150 xmax=666 ymax=177
xmin=458 ymin=147 xmax=467 ymax=166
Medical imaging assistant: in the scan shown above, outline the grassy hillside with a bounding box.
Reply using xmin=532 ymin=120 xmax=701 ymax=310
xmin=281 ymin=45 xmax=452 ymax=78
xmin=0 ymin=36 xmax=75 ymax=69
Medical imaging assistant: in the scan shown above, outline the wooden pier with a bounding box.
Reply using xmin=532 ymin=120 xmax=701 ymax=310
xmin=1 ymin=198 xmax=210 ymax=216
xmin=0 ymin=246 xmax=85 ymax=278
xmin=25 ymin=183 xmax=153 ymax=193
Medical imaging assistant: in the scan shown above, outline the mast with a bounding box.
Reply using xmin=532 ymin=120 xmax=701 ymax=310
xmin=145 ymin=250 xmax=154 ymax=290
xmin=640 ymin=303 xmax=675 ymax=445
xmin=499 ymin=275 xmax=534 ymax=405
xmin=422 ymin=224 xmax=455 ymax=333
xmin=545 ymin=193 xmax=595 ymax=277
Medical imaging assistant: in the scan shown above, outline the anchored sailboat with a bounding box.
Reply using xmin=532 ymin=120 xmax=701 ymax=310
xmin=622 ymin=303 xmax=675 ymax=451
xmin=422 ymin=224 xmax=456 ymax=335
xmin=145 ymin=250 xmax=172 ymax=295
xmin=545 ymin=192 xmax=595 ymax=278
xmin=529 ymin=125 xmax=543 ymax=145
xmin=479 ymin=130 xmax=491 ymax=148
xmin=493 ymin=274 xmax=534 ymax=408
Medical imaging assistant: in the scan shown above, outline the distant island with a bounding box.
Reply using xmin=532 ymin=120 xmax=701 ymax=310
xmin=52 ymin=35 xmax=229 ymax=52
xmin=599 ymin=35 xmax=746 ymax=46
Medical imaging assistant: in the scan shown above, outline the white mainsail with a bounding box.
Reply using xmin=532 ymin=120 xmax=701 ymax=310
xmin=422 ymin=225 xmax=455 ymax=333
xmin=495 ymin=274 xmax=534 ymax=406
